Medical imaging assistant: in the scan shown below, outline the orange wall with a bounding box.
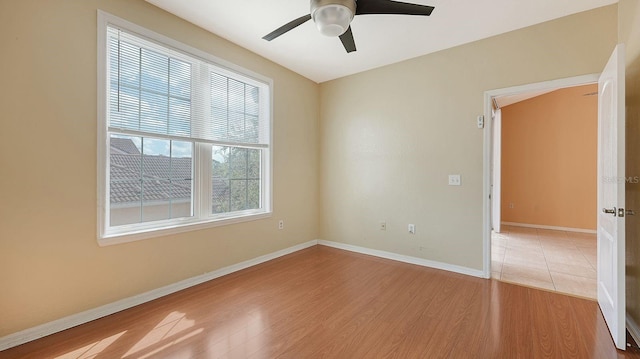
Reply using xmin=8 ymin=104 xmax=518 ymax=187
xmin=501 ymin=84 xmax=598 ymax=230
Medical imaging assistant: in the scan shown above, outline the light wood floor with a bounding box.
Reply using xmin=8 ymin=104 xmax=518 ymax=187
xmin=2 ymin=245 xmax=639 ymax=359
xmin=492 ymin=226 xmax=597 ymax=299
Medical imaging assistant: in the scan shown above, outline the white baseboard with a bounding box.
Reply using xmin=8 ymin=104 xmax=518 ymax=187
xmin=0 ymin=240 xmax=318 ymax=351
xmin=627 ymin=313 xmax=640 ymax=348
xmin=501 ymin=222 xmax=596 ymax=234
xmin=317 ymin=240 xmax=485 ymax=278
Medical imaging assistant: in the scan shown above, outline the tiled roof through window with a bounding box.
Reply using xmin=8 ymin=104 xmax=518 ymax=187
xmin=110 ymin=139 xmax=193 ymax=204
xmin=110 ymin=137 xmax=141 ymax=155
xmin=109 ymin=139 xmax=235 ymax=208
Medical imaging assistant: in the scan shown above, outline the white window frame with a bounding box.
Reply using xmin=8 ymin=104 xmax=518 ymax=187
xmin=97 ymin=11 xmax=273 ymax=246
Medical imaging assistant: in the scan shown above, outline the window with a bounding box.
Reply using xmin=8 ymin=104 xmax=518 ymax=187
xmin=98 ymin=12 xmax=272 ymax=244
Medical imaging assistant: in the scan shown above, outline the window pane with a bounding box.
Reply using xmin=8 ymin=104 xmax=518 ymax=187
xmin=211 ymin=145 xmax=261 ymax=214
xmin=245 ymin=115 xmax=259 ymax=144
xmin=212 ymin=178 xmax=230 ymax=214
xmin=209 ymin=72 xmax=262 ymax=144
xmin=169 ymin=97 xmax=190 ymax=137
xmin=110 ymin=180 xmax=141 ymax=226
xmin=230 ymin=180 xmax=247 ymax=212
xmin=141 ymin=48 xmax=169 ymax=94
xmin=248 ymin=149 xmax=260 ymax=179
xmin=211 ymin=107 xmax=227 ymax=139
xmin=228 ymin=79 xmax=244 ymax=113
xmin=110 ymin=85 xmax=140 ymax=130
xmin=211 ymin=73 xmax=228 ymax=109
xmin=110 ymin=135 xmax=142 ymax=226
xmin=171 ymin=141 xmax=193 ymax=179
xmin=228 ymin=111 xmax=245 ymax=142
xmin=109 ymin=134 xmax=193 ymax=227
xmin=109 ymin=39 xmax=141 ymax=88
xmin=169 ymin=59 xmax=191 ymax=99
xmin=245 ymin=85 xmax=259 ymax=116
xmin=172 ymin=180 xmax=193 ymax=217
xmin=212 ymin=146 xmax=229 ymax=214
xmin=120 ymin=41 xmax=141 ymax=87
xmin=142 ymin=138 xmax=170 ymax=180
xmin=142 ymin=180 xmax=171 ymax=222
xmin=247 ymin=180 xmax=260 ymax=209
xmin=108 ymin=34 xmax=191 ymax=139
xmin=230 ymin=147 xmax=248 ymax=179
xmin=141 ymin=91 xmax=169 ymax=134
xmin=247 ymin=148 xmax=261 ymax=210
xmin=170 ymin=141 xmax=193 ymax=217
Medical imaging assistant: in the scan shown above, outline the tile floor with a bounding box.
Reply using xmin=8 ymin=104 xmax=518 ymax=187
xmin=491 ymin=225 xmax=597 ymax=299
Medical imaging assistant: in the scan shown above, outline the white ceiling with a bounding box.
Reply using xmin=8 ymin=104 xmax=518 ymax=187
xmin=146 ymin=0 xmax=617 ymax=83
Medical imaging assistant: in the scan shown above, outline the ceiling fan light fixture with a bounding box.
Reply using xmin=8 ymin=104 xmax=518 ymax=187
xmin=311 ymin=0 xmax=356 ymax=37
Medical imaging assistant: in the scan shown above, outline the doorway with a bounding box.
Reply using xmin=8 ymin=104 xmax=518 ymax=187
xmin=482 ymin=74 xmax=600 ymax=299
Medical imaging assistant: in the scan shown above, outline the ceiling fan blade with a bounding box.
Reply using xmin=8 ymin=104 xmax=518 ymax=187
xmin=262 ymin=14 xmax=312 ymax=41
xmin=355 ymin=0 xmax=434 ymax=16
xmin=339 ymin=26 xmax=357 ymax=53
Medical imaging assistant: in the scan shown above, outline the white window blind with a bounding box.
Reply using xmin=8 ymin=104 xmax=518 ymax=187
xmin=107 ymin=27 xmax=270 ymax=148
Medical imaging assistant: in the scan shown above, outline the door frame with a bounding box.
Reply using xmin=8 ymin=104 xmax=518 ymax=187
xmin=491 ymin=108 xmax=502 ymax=233
xmin=482 ymin=74 xmax=600 ymax=278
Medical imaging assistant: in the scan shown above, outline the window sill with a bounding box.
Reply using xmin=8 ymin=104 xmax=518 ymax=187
xmin=98 ymin=211 xmax=272 ymax=246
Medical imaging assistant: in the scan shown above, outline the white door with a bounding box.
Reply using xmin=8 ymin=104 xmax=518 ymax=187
xmin=597 ymin=44 xmax=626 ymax=350
xmin=491 ymin=109 xmax=502 ymax=233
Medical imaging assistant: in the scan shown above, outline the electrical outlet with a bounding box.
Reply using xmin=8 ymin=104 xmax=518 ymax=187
xmin=380 ymin=222 xmax=387 ymax=231
xmin=278 ymin=220 xmax=284 ymax=230
xmin=448 ymin=175 xmax=461 ymax=186
xmin=408 ymin=224 xmax=415 ymax=234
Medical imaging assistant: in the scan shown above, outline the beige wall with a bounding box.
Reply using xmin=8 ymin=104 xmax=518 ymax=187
xmin=0 ymin=0 xmax=319 ymax=336
xmin=619 ymin=0 xmax=640 ymax=331
xmin=1 ymin=0 xmax=634 ymax=341
xmin=319 ymin=6 xmax=617 ymax=270
xmin=500 ymin=85 xmax=598 ymax=230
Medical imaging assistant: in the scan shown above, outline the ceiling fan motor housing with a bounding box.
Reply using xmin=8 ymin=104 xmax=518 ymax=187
xmin=310 ymin=0 xmax=356 ymax=37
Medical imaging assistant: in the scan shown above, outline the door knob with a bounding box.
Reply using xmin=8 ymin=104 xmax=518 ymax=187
xmin=602 ymin=207 xmax=616 ymax=216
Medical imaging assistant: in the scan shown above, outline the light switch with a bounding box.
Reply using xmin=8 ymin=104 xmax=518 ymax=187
xmin=448 ymin=175 xmax=461 ymax=186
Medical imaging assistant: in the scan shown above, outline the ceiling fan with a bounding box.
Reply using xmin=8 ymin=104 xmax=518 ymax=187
xmin=262 ymin=0 xmax=435 ymax=53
